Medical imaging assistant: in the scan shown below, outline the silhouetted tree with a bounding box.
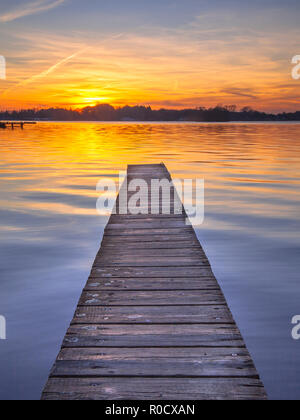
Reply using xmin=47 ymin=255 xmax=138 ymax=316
xmin=1 ymin=104 xmax=299 ymax=122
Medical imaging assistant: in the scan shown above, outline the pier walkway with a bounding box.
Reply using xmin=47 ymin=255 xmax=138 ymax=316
xmin=42 ymin=163 xmax=267 ymax=400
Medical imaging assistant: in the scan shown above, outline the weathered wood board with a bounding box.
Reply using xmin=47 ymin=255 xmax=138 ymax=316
xmin=42 ymin=163 xmax=267 ymax=400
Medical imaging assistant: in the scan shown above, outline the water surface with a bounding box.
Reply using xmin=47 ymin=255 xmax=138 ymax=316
xmin=0 ymin=122 xmax=299 ymax=400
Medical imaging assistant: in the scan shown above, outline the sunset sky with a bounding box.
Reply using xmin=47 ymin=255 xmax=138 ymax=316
xmin=0 ymin=0 xmax=299 ymax=112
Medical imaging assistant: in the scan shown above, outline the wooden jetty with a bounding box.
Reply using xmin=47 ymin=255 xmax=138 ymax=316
xmin=0 ymin=121 xmax=36 ymax=129
xmin=42 ymin=163 xmax=267 ymax=400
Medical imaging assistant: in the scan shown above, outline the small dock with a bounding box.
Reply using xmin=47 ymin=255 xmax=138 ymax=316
xmin=0 ymin=121 xmax=36 ymax=129
xmin=42 ymin=163 xmax=267 ymax=400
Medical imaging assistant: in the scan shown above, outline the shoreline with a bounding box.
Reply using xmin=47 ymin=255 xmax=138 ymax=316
xmin=1 ymin=120 xmax=300 ymax=124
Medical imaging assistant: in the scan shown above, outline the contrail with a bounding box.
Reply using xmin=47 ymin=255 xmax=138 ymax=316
xmin=0 ymin=32 xmax=124 ymax=98
xmin=20 ymin=49 xmax=86 ymax=84
xmin=1 ymin=48 xmax=88 ymax=97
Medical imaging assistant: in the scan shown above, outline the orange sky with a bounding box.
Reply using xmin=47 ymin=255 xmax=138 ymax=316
xmin=0 ymin=1 xmax=299 ymax=112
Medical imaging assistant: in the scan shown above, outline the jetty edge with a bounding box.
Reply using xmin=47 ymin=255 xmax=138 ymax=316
xmin=0 ymin=121 xmax=36 ymax=129
xmin=41 ymin=163 xmax=267 ymax=400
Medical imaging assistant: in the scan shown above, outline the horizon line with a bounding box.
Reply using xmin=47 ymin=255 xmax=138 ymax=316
xmin=0 ymin=103 xmax=300 ymax=115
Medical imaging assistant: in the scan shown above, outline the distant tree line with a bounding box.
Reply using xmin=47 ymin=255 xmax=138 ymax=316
xmin=0 ymin=104 xmax=300 ymax=122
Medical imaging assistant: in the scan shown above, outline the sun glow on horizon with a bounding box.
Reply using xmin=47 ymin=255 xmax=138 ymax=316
xmin=0 ymin=7 xmax=300 ymax=113
xmin=77 ymin=97 xmax=113 ymax=108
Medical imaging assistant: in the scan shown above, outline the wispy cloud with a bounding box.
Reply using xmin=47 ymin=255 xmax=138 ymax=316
xmin=1 ymin=20 xmax=300 ymax=112
xmin=221 ymin=88 xmax=258 ymax=99
xmin=0 ymin=0 xmax=66 ymax=23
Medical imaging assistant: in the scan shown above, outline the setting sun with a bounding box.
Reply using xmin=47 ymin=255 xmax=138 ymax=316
xmin=0 ymin=1 xmax=300 ymax=112
xmin=79 ymin=97 xmax=112 ymax=107
xmin=0 ymin=0 xmax=300 ymax=402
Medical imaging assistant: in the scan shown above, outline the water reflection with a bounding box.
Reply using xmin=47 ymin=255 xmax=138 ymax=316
xmin=0 ymin=122 xmax=299 ymax=399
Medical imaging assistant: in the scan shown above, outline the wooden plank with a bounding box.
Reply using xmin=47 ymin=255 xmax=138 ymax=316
xmin=84 ymin=277 xmax=219 ymax=291
xmin=101 ymin=240 xmax=201 ymax=249
xmin=90 ymin=266 xmax=214 ymax=278
xmin=94 ymin=257 xmax=210 ymax=267
xmin=109 ymin=217 xmax=186 ymax=224
xmin=97 ymin=248 xmax=206 ymax=257
xmin=42 ymin=163 xmax=267 ymax=400
xmin=63 ymin=324 xmax=245 ymax=348
xmin=106 ymin=222 xmax=189 ymax=230
xmin=109 ymin=214 xmax=185 ymax=221
xmin=57 ymin=346 xmax=249 ymax=360
xmin=78 ymin=290 xmax=225 ymax=306
xmin=72 ymin=306 xmax=232 ymax=324
xmin=51 ymin=354 xmax=258 ymax=378
xmin=101 ymin=234 xmax=197 ymax=242
xmin=42 ymin=377 xmax=267 ymax=400
xmin=103 ymin=228 xmax=194 ymax=236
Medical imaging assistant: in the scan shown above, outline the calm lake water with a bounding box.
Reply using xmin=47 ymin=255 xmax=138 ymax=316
xmin=0 ymin=122 xmax=299 ymax=400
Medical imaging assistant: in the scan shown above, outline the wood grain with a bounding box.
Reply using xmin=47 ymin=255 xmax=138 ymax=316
xmin=43 ymin=377 xmax=267 ymax=400
xmin=41 ymin=163 xmax=267 ymax=400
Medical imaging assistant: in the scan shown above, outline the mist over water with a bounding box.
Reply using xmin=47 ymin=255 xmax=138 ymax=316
xmin=0 ymin=122 xmax=299 ymax=400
